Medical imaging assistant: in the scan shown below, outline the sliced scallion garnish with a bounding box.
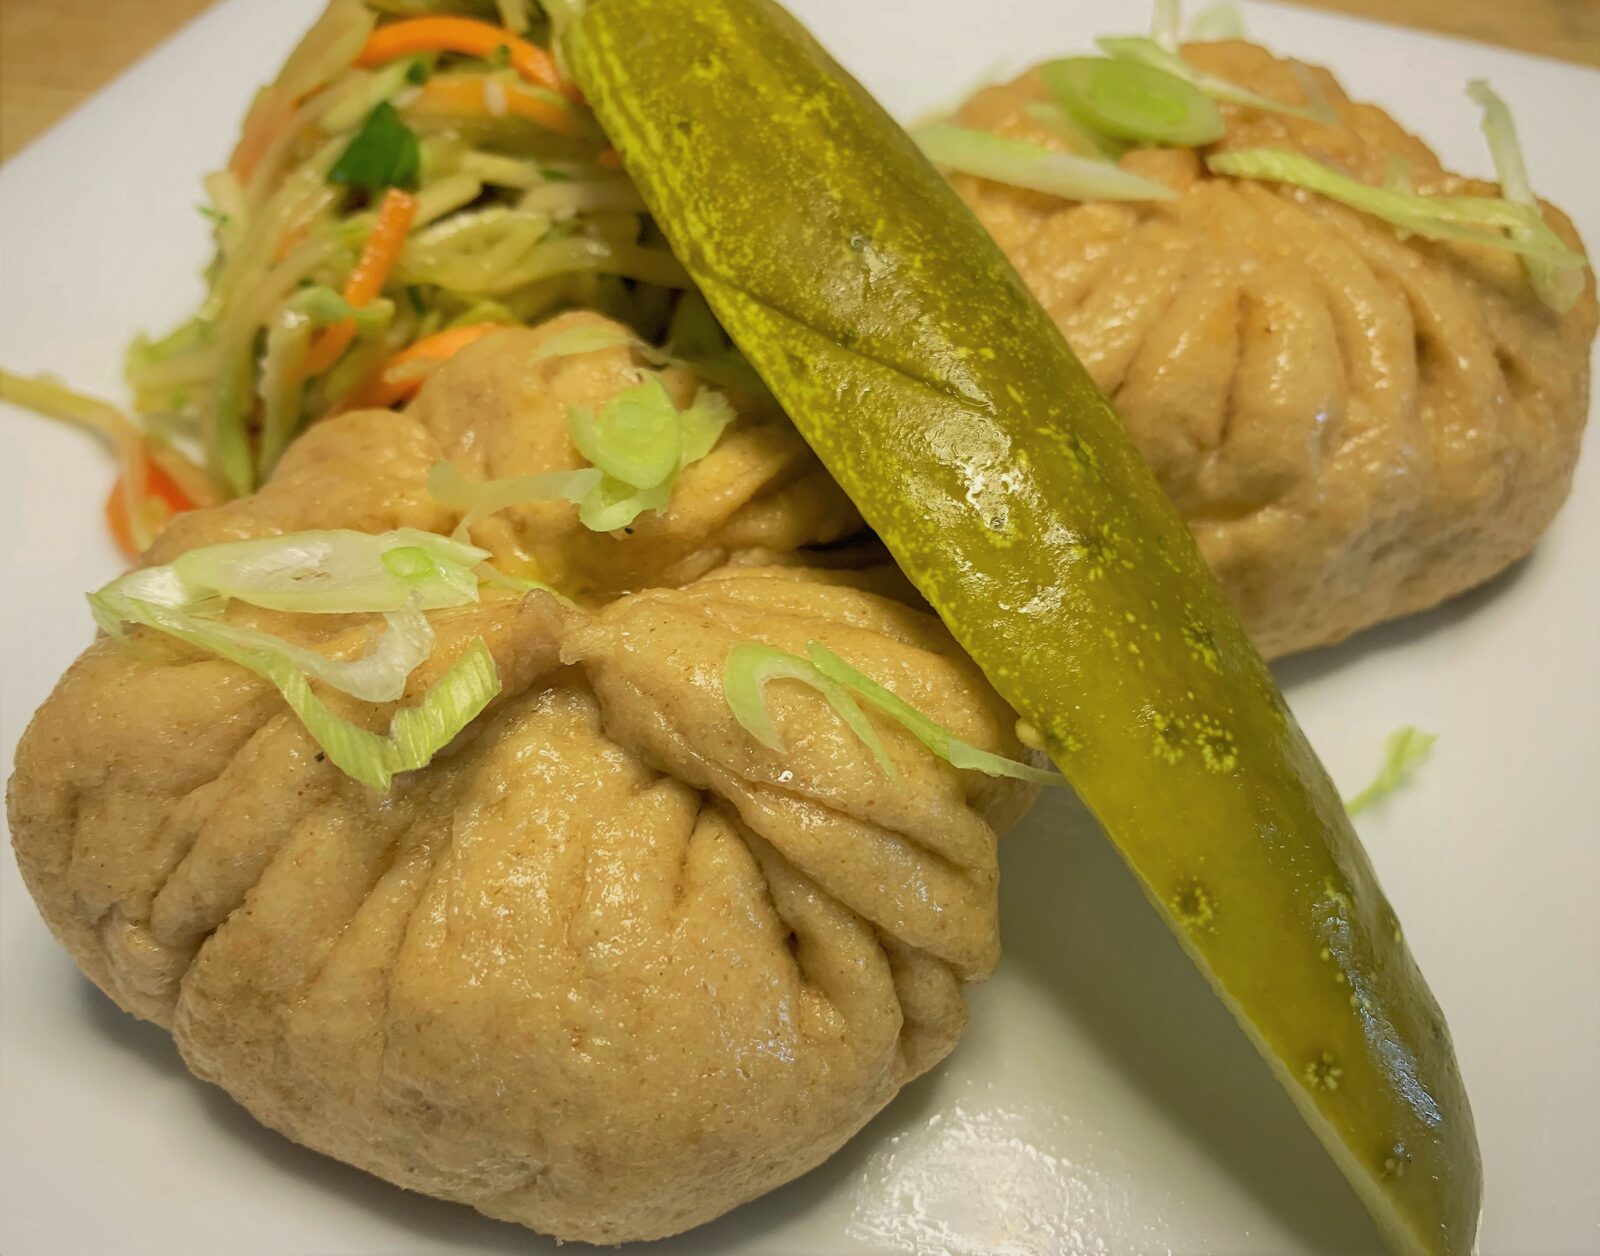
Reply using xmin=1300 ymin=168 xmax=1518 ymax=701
xmin=1207 ymin=148 xmax=1590 ymax=277
xmin=724 ymin=643 xmax=897 ymax=775
xmin=1042 ymin=56 xmax=1225 ymax=147
xmin=1100 ymin=35 xmax=1325 ymax=123
xmin=912 ymin=122 xmax=1176 ymax=202
xmin=170 ymin=527 xmax=486 ymax=614
xmin=724 ymin=640 xmax=1067 ymax=787
xmin=427 ymin=374 xmax=736 ymax=538
xmin=1021 ymin=101 xmax=1127 ymax=161
xmin=89 ymin=529 xmax=504 ymax=790
xmin=1467 ymin=79 xmax=1587 ymax=313
xmin=568 ymin=376 xmax=683 ymax=491
xmin=427 ymin=461 xmax=602 ymax=541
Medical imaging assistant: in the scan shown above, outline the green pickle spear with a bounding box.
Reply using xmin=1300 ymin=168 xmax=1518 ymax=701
xmin=564 ymin=2 xmax=1481 ymax=1250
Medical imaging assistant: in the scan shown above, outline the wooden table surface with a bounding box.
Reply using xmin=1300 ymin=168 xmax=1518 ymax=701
xmin=0 ymin=0 xmax=1596 ymax=162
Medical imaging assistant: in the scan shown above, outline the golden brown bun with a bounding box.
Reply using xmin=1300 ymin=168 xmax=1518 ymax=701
xmin=956 ymin=41 xmax=1596 ymax=658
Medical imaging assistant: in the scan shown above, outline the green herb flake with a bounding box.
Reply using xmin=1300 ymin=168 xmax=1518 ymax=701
xmin=1345 ymin=727 xmax=1437 ymax=816
xmin=329 ymin=102 xmax=422 ymax=193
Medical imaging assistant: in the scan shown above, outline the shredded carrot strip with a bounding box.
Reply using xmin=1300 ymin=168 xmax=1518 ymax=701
xmin=596 ymin=148 xmax=623 ymax=170
xmin=346 ymin=188 xmax=420 ymax=305
xmin=413 ymin=75 xmax=580 ymax=136
xmin=343 ymin=323 xmax=503 ymax=410
xmin=105 ymin=450 xmax=199 ymax=561
xmin=300 ymin=188 xmax=418 ymax=379
xmin=147 ymin=443 xmax=222 ymax=509
xmin=356 ymin=18 xmax=575 ymax=99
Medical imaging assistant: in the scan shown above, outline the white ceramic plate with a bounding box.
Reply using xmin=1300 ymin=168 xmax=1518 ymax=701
xmin=2 ymin=3 xmax=1596 ymax=1253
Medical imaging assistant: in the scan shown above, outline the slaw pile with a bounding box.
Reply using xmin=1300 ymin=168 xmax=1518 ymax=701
xmin=3 ymin=0 xmax=715 ymax=557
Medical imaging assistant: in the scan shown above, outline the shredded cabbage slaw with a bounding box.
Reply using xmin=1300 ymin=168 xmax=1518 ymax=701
xmin=3 ymin=0 xmax=749 ymax=561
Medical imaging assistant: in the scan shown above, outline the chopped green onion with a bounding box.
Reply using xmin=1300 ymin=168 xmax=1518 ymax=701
xmin=912 ymin=122 xmax=1177 ymax=202
xmin=429 ymin=372 xmax=733 ymax=541
xmin=1467 ymin=79 xmax=1587 ymax=313
xmin=577 ymin=475 xmax=671 ymax=533
xmin=1042 ymin=57 xmax=1225 ymax=147
xmin=1207 ymin=148 xmax=1591 ymax=271
xmin=723 ymin=641 xmax=1065 ymax=786
xmin=88 ymin=533 xmax=503 ymax=790
xmin=229 ymin=605 xmax=437 ymax=704
xmin=805 ymin=643 xmax=1067 ymax=787
xmin=565 ymin=380 xmax=735 ymax=530
xmin=569 ymin=376 xmax=682 ymax=490
xmin=427 ymin=460 xmax=601 ymax=539
xmin=1151 ymin=0 xmax=1182 ymax=51
xmin=329 ymin=102 xmax=422 ymax=192
xmin=1187 ymin=1 xmax=1247 ymax=40
xmin=1022 ymin=101 xmax=1127 ymax=161
xmin=1345 ymin=727 xmax=1436 ymax=816
xmin=171 ymin=527 xmax=487 ymax=614
xmin=723 ymin=644 xmax=896 ymax=775
xmin=678 ymin=388 xmax=736 ymax=463
xmin=1099 ymin=36 xmax=1325 ymax=123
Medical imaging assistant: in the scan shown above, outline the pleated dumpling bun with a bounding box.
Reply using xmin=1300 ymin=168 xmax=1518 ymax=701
xmin=955 ymin=41 xmax=1596 ymax=658
xmin=9 ymin=554 xmax=1037 ymax=1242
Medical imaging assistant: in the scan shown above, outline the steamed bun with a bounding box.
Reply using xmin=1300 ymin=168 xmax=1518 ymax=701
xmin=955 ymin=41 xmax=1596 ymax=657
xmin=408 ymin=312 xmax=863 ymax=593
xmin=9 ymin=564 xmax=1032 ymax=1242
